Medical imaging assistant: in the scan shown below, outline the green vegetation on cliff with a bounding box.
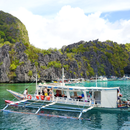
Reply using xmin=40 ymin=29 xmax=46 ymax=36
xmin=64 ymin=40 xmax=130 ymax=77
xmin=47 ymin=61 xmax=61 ymax=68
xmin=0 ymin=11 xmax=29 ymax=45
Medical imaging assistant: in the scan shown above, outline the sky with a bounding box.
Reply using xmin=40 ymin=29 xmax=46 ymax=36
xmin=0 ymin=0 xmax=130 ymax=49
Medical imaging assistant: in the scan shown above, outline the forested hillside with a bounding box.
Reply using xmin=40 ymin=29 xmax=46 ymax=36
xmin=0 ymin=11 xmax=29 ymax=46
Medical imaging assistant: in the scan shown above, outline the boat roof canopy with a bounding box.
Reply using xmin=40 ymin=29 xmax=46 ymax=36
xmin=38 ymin=84 xmax=119 ymax=91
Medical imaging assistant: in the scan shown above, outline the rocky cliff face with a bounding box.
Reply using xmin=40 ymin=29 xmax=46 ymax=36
xmin=0 ymin=44 xmax=10 ymax=82
xmin=0 ymin=40 xmax=130 ymax=83
xmin=0 ymin=42 xmax=65 ymax=82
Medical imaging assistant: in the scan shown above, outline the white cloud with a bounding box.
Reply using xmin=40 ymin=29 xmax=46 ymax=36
xmin=10 ymin=6 xmax=130 ymax=49
xmin=1 ymin=0 xmax=130 ymax=16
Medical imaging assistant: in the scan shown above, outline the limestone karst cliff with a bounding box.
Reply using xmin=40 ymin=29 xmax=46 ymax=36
xmin=0 ymin=11 xmax=130 ymax=83
xmin=0 ymin=40 xmax=130 ymax=83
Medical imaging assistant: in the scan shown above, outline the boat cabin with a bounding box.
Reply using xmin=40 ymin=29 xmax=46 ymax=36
xmin=36 ymin=83 xmax=119 ymax=108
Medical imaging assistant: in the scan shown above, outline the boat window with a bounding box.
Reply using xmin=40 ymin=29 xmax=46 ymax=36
xmin=53 ymin=89 xmax=56 ymax=95
xmin=53 ymin=89 xmax=66 ymax=97
xmin=70 ymin=91 xmax=83 ymax=99
xmin=69 ymin=91 xmax=75 ymax=97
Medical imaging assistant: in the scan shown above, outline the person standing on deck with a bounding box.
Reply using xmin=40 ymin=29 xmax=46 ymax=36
xmin=23 ymin=88 xmax=28 ymax=99
xmin=49 ymin=88 xmax=53 ymax=100
xmin=44 ymin=87 xmax=48 ymax=100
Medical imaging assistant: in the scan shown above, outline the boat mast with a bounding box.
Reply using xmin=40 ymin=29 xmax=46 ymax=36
xmin=62 ymin=68 xmax=65 ymax=86
xmin=36 ymin=73 xmax=38 ymax=95
xmin=96 ymin=75 xmax=97 ymax=87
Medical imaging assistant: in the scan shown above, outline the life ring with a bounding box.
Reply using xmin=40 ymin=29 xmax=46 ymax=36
xmin=46 ymin=96 xmax=50 ymax=101
xmin=27 ymin=94 xmax=32 ymax=100
xmin=41 ymin=95 xmax=44 ymax=100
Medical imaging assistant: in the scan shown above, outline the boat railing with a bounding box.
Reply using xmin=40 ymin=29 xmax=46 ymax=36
xmin=33 ymin=95 xmax=101 ymax=106
xmin=88 ymin=99 xmax=101 ymax=106
xmin=53 ymin=97 xmax=94 ymax=106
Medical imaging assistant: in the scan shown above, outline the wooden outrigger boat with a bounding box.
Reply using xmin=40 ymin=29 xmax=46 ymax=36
xmin=2 ymin=69 xmax=130 ymax=119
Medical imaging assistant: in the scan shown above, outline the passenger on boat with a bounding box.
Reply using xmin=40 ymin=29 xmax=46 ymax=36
xmin=44 ymin=87 xmax=48 ymax=100
xmin=117 ymin=93 xmax=122 ymax=105
xmin=73 ymin=92 xmax=78 ymax=98
xmin=70 ymin=92 xmax=77 ymax=99
xmin=42 ymin=89 xmax=44 ymax=95
xmin=62 ymin=92 xmax=66 ymax=97
xmin=23 ymin=88 xmax=28 ymax=99
xmin=55 ymin=90 xmax=62 ymax=97
xmin=88 ymin=91 xmax=92 ymax=98
xmin=49 ymin=88 xmax=53 ymax=100
xmin=127 ymin=100 xmax=130 ymax=106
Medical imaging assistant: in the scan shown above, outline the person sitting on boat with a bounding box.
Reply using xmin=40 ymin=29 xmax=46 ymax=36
xmin=55 ymin=90 xmax=62 ymax=97
xmin=56 ymin=90 xmax=59 ymax=97
xmin=23 ymin=88 xmax=28 ymax=99
xmin=88 ymin=91 xmax=92 ymax=98
xmin=62 ymin=92 xmax=65 ymax=97
xmin=127 ymin=100 xmax=130 ymax=106
xmin=117 ymin=92 xmax=122 ymax=106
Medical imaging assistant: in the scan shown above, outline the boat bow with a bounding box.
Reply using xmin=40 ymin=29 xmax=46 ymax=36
xmin=6 ymin=89 xmax=24 ymax=100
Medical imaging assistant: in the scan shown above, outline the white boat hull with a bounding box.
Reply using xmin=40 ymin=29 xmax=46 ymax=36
xmin=6 ymin=88 xmax=130 ymax=113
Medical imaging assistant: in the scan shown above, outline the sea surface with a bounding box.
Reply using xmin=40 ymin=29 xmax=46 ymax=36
xmin=0 ymin=81 xmax=130 ymax=130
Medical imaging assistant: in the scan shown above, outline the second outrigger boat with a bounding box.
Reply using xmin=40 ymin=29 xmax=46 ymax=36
xmin=2 ymin=69 xmax=130 ymax=119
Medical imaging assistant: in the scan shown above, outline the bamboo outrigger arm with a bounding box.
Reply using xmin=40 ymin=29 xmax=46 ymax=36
xmin=2 ymin=99 xmax=28 ymax=111
xmin=35 ymin=102 xmax=56 ymax=114
xmin=78 ymin=106 xmax=94 ymax=119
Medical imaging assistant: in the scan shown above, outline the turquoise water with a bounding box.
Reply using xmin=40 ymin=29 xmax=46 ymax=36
xmin=0 ymin=81 xmax=130 ymax=130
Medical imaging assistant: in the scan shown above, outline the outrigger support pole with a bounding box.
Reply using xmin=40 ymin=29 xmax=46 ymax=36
xmin=78 ymin=106 xmax=94 ymax=119
xmin=35 ymin=102 xmax=45 ymax=115
xmin=2 ymin=104 xmax=9 ymax=111
xmin=35 ymin=102 xmax=56 ymax=114
xmin=78 ymin=111 xmax=83 ymax=119
xmin=35 ymin=107 xmax=41 ymax=114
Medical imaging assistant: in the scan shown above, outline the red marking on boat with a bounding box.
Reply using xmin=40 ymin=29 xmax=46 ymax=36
xmin=5 ymin=100 xmax=18 ymax=105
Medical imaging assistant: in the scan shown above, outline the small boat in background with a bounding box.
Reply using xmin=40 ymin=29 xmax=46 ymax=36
xmin=90 ymin=76 xmax=108 ymax=82
xmin=97 ymin=76 xmax=108 ymax=82
xmin=118 ymin=75 xmax=130 ymax=81
xmin=108 ymin=76 xmax=118 ymax=81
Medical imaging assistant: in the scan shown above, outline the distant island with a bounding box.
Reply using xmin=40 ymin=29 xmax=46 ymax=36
xmin=0 ymin=10 xmax=130 ymax=83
